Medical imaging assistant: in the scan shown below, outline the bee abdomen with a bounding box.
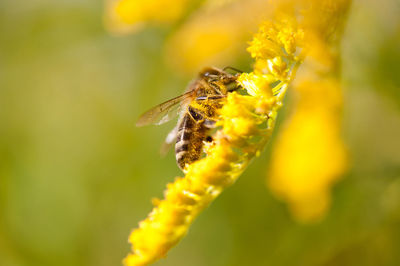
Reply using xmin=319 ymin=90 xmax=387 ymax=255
xmin=175 ymin=114 xmax=207 ymax=171
xmin=175 ymin=139 xmax=190 ymax=170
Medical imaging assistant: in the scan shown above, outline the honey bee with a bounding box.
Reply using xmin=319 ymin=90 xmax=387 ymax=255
xmin=136 ymin=67 xmax=242 ymax=171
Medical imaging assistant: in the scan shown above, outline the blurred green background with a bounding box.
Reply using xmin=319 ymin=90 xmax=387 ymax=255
xmin=1 ymin=1 xmax=400 ymax=266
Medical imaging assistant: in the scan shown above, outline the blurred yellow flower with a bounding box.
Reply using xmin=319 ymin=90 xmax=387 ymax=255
xmin=105 ymin=0 xmax=190 ymax=34
xmin=268 ymin=79 xmax=348 ymax=222
xmin=163 ymin=0 xmax=274 ymax=73
xmin=266 ymin=0 xmax=351 ymax=222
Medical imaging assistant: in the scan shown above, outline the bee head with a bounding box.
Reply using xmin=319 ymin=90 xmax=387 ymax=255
xmin=200 ymin=67 xmax=240 ymax=93
xmin=201 ymin=67 xmax=234 ymax=82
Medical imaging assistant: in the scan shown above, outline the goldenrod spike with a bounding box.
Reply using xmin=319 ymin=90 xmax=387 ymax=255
xmin=123 ymin=0 xmax=351 ymax=264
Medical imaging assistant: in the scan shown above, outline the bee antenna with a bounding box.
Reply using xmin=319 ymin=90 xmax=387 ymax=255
xmin=223 ymin=66 xmax=243 ymax=74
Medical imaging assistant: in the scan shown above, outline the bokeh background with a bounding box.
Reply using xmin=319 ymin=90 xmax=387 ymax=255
xmin=1 ymin=0 xmax=400 ymax=266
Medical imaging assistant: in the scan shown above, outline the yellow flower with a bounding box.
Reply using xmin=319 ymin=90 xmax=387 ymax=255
xmin=121 ymin=0 xmax=351 ymax=264
xmin=248 ymin=18 xmax=304 ymax=60
xmin=238 ymin=72 xmax=274 ymax=96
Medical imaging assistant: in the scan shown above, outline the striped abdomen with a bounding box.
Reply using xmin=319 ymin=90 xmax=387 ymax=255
xmin=175 ymin=109 xmax=208 ymax=171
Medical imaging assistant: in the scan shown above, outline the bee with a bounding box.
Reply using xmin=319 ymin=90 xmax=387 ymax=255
xmin=136 ymin=67 xmax=242 ymax=171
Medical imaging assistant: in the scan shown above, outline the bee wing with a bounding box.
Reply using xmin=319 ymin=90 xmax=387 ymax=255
xmin=136 ymin=91 xmax=193 ymax=127
xmin=159 ymin=125 xmax=178 ymax=156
